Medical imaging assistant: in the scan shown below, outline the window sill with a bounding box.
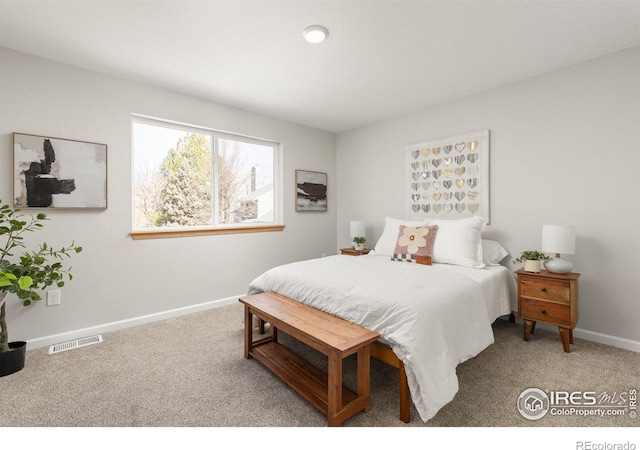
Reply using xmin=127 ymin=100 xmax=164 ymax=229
xmin=130 ymin=224 xmax=285 ymax=240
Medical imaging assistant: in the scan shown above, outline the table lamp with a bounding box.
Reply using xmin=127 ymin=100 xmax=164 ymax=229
xmin=350 ymin=221 xmax=365 ymax=248
xmin=541 ymin=225 xmax=576 ymax=274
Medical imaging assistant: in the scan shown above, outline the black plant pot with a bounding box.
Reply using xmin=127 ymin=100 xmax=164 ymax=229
xmin=0 ymin=341 xmax=27 ymax=377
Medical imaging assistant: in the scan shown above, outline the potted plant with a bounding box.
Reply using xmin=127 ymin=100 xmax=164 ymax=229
xmin=353 ymin=236 xmax=367 ymax=251
xmin=512 ymin=250 xmax=549 ymax=273
xmin=0 ymin=200 xmax=81 ymax=377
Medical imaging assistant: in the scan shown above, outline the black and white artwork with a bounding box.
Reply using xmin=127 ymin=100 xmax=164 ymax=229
xmin=13 ymin=133 xmax=107 ymax=209
xmin=295 ymin=170 xmax=327 ymax=211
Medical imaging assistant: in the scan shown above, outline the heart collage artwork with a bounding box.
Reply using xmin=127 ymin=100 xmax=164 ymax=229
xmin=405 ymin=130 xmax=489 ymax=221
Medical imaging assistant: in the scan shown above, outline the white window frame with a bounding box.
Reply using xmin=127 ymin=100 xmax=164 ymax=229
xmin=130 ymin=115 xmax=283 ymax=240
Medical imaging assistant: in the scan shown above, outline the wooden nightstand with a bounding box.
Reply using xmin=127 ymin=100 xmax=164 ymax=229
xmin=516 ymin=269 xmax=580 ymax=353
xmin=340 ymin=248 xmax=371 ymax=256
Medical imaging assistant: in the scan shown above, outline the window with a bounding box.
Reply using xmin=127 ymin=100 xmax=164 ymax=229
xmin=131 ymin=117 xmax=282 ymax=239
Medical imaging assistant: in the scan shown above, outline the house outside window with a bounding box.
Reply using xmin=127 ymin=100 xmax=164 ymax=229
xmin=131 ymin=116 xmax=282 ymax=238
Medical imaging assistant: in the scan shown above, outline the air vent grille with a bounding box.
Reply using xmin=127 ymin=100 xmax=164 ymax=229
xmin=48 ymin=335 xmax=103 ymax=354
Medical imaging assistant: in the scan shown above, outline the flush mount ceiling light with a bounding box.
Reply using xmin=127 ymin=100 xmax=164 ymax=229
xmin=303 ymin=25 xmax=329 ymax=43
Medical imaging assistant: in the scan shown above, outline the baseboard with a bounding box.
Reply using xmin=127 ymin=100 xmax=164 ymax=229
xmin=30 ymin=302 xmax=640 ymax=354
xmin=506 ymin=315 xmax=640 ymax=353
xmin=27 ymin=295 xmax=241 ymax=351
xmin=572 ymin=328 xmax=640 ymax=353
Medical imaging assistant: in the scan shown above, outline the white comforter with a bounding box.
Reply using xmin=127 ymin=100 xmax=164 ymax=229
xmin=247 ymin=254 xmax=514 ymax=422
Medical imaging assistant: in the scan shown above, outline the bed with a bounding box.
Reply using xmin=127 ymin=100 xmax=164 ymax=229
xmin=247 ymin=216 xmax=517 ymax=422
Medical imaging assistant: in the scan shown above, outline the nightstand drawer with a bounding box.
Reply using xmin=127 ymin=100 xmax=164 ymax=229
xmin=520 ymin=299 xmax=571 ymax=326
xmin=520 ymin=277 xmax=570 ymax=303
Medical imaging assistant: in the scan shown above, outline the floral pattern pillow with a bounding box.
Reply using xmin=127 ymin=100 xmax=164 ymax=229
xmin=391 ymin=225 xmax=439 ymax=263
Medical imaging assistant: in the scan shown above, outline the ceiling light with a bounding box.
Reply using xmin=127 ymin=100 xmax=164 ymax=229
xmin=303 ymin=25 xmax=329 ymax=43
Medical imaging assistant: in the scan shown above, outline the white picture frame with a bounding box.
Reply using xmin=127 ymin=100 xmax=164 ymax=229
xmin=295 ymin=169 xmax=327 ymax=212
xmin=405 ymin=130 xmax=490 ymax=223
xmin=13 ymin=132 xmax=108 ymax=209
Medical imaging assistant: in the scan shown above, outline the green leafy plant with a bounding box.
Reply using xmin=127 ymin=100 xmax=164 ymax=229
xmin=353 ymin=237 xmax=367 ymax=244
xmin=512 ymin=250 xmax=549 ymax=264
xmin=0 ymin=200 xmax=82 ymax=353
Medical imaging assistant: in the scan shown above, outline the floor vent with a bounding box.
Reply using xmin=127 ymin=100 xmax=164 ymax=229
xmin=48 ymin=335 xmax=103 ymax=355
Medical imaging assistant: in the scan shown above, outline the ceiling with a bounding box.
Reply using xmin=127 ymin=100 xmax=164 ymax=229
xmin=1 ymin=1 xmax=639 ymax=133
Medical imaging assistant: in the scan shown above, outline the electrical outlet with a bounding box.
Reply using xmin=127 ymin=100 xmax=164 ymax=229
xmin=46 ymin=290 xmax=61 ymax=306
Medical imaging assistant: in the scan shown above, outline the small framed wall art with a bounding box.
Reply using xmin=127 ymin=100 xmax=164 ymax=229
xmin=405 ymin=129 xmax=490 ymax=223
xmin=13 ymin=132 xmax=108 ymax=209
xmin=295 ymin=169 xmax=327 ymax=212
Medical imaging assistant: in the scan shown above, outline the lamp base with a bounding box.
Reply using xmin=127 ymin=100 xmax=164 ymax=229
xmin=544 ymin=257 xmax=574 ymax=274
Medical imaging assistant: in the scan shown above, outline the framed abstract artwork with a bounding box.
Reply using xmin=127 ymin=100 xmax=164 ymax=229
xmin=405 ymin=130 xmax=490 ymax=223
xmin=13 ymin=132 xmax=108 ymax=209
xmin=295 ymin=170 xmax=327 ymax=212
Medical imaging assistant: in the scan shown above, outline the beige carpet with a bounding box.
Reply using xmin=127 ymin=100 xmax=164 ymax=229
xmin=1 ymin=302 xmax=638 ymax=431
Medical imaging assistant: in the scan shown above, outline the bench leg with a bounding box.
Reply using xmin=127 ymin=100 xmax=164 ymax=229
xmin=357 ymin=345 xmax=371 ymax=413
xmin=327 ymin=351 xmax=343 ymax=427
xmin=243 ymin=305 xmax=253 ymax=359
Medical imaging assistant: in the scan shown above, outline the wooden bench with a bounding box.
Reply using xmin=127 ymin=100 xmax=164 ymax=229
xmin=240 ymin=292 xmax=380 ymax=426
xmin=259 ymin=317 xmax=411 ymax=422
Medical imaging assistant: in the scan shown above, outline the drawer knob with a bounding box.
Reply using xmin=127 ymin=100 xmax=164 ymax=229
xmin=541 ymin=309 xmax=547 ymax=315
xmin=540 ymin=287 xmax=547 ymax=292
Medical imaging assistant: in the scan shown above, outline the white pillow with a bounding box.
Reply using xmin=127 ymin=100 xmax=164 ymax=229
xmin=373 ymin=217 xmax=426 ymax=257
xmin=482 ymin=239 xmax=509 ymax=265
xmin=423 ymin=216 xmax=486 ymax=268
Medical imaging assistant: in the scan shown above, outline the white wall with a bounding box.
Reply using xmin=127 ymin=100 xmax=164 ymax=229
xmin=337 ymin=46 xmax=640 ymax=348
xmin=3 ymin=44 xmax=638 ymax=351
xmin=0 ymin=47 xmax=336 ymax=346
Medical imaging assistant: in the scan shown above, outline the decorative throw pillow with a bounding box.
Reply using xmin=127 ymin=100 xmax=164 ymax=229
xmin=391 ymin=225 xmax=439 ymax=263
xmin=373 ymin=216 xmax=427 ymax=257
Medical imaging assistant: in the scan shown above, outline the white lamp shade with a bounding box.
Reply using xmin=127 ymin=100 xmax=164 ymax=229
xmin=541 ymin=225 xmax=576 ymax=255
xmin=350 ymin=221 xmax=365 ymax=238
